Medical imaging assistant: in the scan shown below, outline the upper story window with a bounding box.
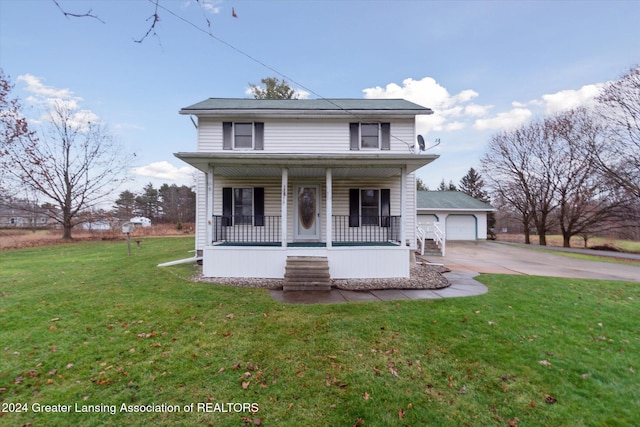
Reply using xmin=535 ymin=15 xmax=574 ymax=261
xmin=223 ymin=122 xmax=264 ymax=150
xmin=360 ymin=124 xmax=380 ymax=149
xmin=350 ymin=122 xmax=391 ymax=151
xmin=234 ymin=123 xmax=253 ymax=149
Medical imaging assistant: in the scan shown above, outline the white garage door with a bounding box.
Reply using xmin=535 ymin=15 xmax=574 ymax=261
xmin=445 ymin=215 xmax=476 ymax=240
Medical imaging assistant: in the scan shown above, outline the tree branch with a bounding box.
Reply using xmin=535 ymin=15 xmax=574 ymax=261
xmin=51 ymin=0 xmax=105 ymax=23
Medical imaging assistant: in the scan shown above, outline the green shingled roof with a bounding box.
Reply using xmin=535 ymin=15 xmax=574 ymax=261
xmin=417 ymin=191 xmax=494 ymax=211
xmin=180 ymin=98 xmax=432 ymax=115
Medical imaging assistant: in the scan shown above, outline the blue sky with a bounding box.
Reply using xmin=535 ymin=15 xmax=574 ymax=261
xmin=1 ymin=0 xmax=639 ymax=199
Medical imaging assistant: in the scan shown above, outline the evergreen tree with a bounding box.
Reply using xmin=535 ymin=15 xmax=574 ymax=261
xmin=437 ymin=179 xmax=457 ymax=191
xmin=459 ymin=167 xmax=496 ymax=239
xmin=113 ymin=190 xmax=136 ymax=219
xmin=459 ymin=168 xmax=488 ymax=200
xmin=134 ymin=183 xmax=159 ymax=220
xmin=416 ymin=177 xmax=429 ymax=191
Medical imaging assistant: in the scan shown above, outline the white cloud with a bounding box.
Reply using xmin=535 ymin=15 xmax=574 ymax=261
xmin=362 ymin=77 xmax=489 ymax=134
xmin=17 ymin=74 xmax=77 ymax=101
xmin=540 ymin=83 xmax=603 ymax=114
xmin=132 ymin=161 xmax=194 ymax=181
xmin=184 ymin=0 xmax=221 ymax=14
xmin=464 ymin=104 xmax=491 ymax=117
xmin=17 ymin=74 xmax=99 ymax=128
xmin=474 ymin=108 xmax=532 ymax=131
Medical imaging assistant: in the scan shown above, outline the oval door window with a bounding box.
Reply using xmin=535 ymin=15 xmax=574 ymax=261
xmin=298 ymin=188 xmax=316 ymax=230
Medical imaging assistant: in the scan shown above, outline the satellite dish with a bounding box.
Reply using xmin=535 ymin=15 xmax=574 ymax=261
xmin=417 ymin=135 xmax=426 ymax=151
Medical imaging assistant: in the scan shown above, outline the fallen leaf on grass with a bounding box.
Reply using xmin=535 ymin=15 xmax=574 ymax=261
xmin=363 ymin=392 xmax=370 ymax=400
xmin=398 ymin=408 xmax=404 ymax=419
xmin=226 ymin=313 xmax=235 ymax=319
xmin=539 ymin=360 xmax=551 ymax=367
xmin=545 ymin=394 xmax=557 ymax=404
xmin=241 ymin=381 xmax=250 ymax=389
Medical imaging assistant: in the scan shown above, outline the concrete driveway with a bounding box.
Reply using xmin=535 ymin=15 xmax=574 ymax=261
xmin=432 ymin=241 xmax=640 ymax=282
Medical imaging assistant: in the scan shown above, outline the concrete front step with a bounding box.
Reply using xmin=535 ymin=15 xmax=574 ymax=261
xmin=284 ymin=256 xmax=331 ymax=292
xmin=421 ymin=240 xmax=443 ymax=256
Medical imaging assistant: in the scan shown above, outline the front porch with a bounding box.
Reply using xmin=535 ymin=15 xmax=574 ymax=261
xmin=176 ymin=152 xmax=437 ymax=279
xmin=207 ymin=214 xmax=406 ymax=278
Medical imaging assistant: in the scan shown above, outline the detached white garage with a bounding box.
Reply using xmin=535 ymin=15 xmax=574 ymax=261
xmin=416 ymin=191 xmax=495 ymax=241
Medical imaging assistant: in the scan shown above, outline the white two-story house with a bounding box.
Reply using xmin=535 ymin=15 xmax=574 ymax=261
xmin=175 ymin=98 xmax=437 ymax=285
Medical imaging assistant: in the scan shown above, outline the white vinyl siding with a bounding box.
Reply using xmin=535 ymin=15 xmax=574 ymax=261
xmin=195 ymin=172 xmax=207 ymax=250
xmin=196 ymin=118 xmax=416 ymax=153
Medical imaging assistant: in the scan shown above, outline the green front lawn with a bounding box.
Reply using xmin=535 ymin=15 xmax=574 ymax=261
xmin=1 ymin=238 xmax=638 ymax=426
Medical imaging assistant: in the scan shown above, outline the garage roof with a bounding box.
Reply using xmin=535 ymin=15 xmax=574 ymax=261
xmin=417 ymin=191 xmax=495 ymax=211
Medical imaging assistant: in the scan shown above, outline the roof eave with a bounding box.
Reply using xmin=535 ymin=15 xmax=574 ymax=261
xmin=179 ymin=108 xmax=433 ymax=118
xmin=174 ymin=152 xmax=439 ymax=174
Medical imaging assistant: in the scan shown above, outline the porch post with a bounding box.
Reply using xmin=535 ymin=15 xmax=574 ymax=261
xmin=206 ymin=165 xmax=214 ymax=245
xmin=400 ymin=167 xmax=407 ymax=246
xmin=326 ymin=168 xmax=332 ymax=248
xmin=281 ymin=168 xmax=288 ymax=248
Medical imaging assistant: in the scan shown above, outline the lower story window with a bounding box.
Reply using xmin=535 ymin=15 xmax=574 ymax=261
xmin=349 ymin=188 xmax=391 ymax=227
xmin=222 ymin=187 xmax=265 ymax=226
xmin=361 ymin=189 xmax=380 ymax=225
xmin=233 ymin=188 xmax=253 ymax=224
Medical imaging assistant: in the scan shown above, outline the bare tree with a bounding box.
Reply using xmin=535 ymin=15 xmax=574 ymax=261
xmin=482 ymin=121 xmax=557 ymax=245
xmin=2 ymin=100 xmax=133 ymax=239
xmin=51 ymin=0 xmax=224 ymax=44
xmin=1 ymin=70 xmax=35 ymax=194
xmin=593 ymin=65 xmax=640 ymax=199
xmin=549 ymin=108 xmax=628 ymax=247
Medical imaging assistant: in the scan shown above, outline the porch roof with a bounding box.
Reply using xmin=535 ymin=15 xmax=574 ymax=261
xmin=174 ymin=152 xmax=438 ymax=177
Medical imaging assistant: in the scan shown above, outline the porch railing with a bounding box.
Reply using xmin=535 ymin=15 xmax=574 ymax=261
xmin=332 ymin=215 xmax=401 ymax=244
xmin=212 ymin=215 xmax=281 ymax=244
xmin=212 ymin=215 xmax=402 ymax=245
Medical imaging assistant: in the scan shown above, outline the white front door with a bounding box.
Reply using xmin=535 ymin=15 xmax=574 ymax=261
xmin=294 ymin=185 xmax=320 ymax=241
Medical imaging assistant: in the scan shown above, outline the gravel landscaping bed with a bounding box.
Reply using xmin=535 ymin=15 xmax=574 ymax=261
xmin=194 ymin=262 xmax=450 ymax=291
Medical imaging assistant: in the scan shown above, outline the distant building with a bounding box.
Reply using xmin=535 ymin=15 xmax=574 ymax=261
xmin=0 ymin=199 xmax=56 ymax=229
xmin=130 ymin=217 xmax=152 ymax=227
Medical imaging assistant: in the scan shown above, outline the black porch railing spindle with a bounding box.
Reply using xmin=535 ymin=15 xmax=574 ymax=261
xmin=212 ymin=215 xmax=400 ymax=245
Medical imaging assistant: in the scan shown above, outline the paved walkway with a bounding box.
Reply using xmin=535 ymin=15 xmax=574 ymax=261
xmin=269 ymin=269 xmax=488 ymax=305
xmin=269 ymin=240 xmax=640 ymax=305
